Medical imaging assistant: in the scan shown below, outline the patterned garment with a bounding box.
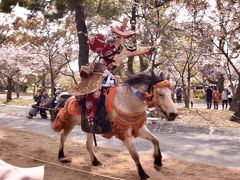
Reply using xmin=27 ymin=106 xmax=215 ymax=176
xmin=89 ymin=33 xmax=117 ymax=67
xmin=85 ymin=90 xmax=101 ymax=127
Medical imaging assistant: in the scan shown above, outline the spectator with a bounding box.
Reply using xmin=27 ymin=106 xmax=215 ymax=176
xmin=228 ymin=89 xmax=233 ymax=106
xmin=27 ymin=89 xmax=52 ymax=119
xmin=221 ymin=88 xmax=229 ymax=110
xmin=51 ymin=87 xmax=58 ymax=109
xmin=27 ymin=89 xmax=43 ymax=119
xmin=33 ymin=89 xmax=42 ymax=105
xmin=205 ymin=86 xmax=213 ymax=109
xmin=39 ymin=90 xmax=53 ymax=119
xmin=213 ymin=89 xmax=221 ymax=109
xmin=176 ymin=86 xmax=182 ymax=103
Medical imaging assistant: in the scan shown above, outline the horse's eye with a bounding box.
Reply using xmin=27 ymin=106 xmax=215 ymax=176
xmin=158 ymin=93 xmax=164 ymax=97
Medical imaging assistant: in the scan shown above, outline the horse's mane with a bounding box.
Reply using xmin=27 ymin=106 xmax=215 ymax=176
xmin=124 ymin=72 xmax=163 ymax=87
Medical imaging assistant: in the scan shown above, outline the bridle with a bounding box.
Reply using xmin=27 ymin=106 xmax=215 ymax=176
xmin=143 ymin=80 xmax=171 ymax=117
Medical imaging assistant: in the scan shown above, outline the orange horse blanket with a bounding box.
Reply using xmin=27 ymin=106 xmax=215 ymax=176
xmin=52 ymin=98 xmax=81 ymax=132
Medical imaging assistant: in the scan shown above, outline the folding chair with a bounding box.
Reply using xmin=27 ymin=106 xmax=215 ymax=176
xmin=147 ymin=117 xmax=176 ymax=133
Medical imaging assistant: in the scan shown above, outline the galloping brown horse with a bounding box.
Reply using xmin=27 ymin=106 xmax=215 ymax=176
xmin=57 ymin=72 xmax=178 ymax=179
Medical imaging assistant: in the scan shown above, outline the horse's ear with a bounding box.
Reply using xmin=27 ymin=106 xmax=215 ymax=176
xmin=159 ymin=72 xmax=165 ymax=81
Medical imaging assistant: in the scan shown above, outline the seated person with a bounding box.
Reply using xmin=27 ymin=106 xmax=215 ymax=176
xmin=27 ymin=89 xmax=52 ymax=119
xmin=27 ymin=89 xmax=42 ymax=119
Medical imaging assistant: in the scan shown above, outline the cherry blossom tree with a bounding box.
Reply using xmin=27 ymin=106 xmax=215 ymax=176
xmin=0 ymin=46 xmax=36 ymax=100
xmin=13 ymin=16 xmax=78 ymax=96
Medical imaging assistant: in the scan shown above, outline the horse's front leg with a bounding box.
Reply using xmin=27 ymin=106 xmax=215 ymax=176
xmin=86 ymin=133 xmax=102 ymax=166
xmin=138 ymin=125 xmax=162 ymax=171
xmin=124 ymin=129 xmax=150 ymax=180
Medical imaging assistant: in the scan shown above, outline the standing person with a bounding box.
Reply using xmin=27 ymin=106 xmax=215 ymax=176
xmin=205 ymin=86 xmax=213 ymax=109
xmin=228 ymin=89 xmax=233 ymax=107
xmin=213 ymin=89 xmax=221 ymax=109
xmin=171 ymin=87 xmax=176 ymax=103
xmin=51 ymin=87 xmax=58 ymax=109
xmin=176 ymin=86 xmax=182 ymax=103
xmin=189 ymin=87 xmax=195 ymax=108
xmin=221 ymin=88 xmax=229 ymax=110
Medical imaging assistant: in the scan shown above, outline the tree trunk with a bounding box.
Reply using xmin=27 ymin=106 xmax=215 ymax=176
xmin=127 ymin=0 xmax=137 ymax=74
xmin=185 ymin=66 xmax=191 ymax=108
xmin=229 ymin=76 xmax=240 ymax=112
xmin=16 ymin=81 xmax=20 ymax=98
xmin=217 ymin=74 xmax=224 ymax=92
xmin=139 ymin=56 xmax=148 ymax=72
xmin=75 ymin=4 xmax=89 ymax=72
xmin=127 ymin=57 xmax=134 ymax=74
xmin=6 ymin=77 xmax=13 ymax=101
xmin=50 ymin=67 xmax=55 ymax=97
xmin=181 ymin=76 xmax=188 ymax=108
xmin=41 ymin=77 xmax=46 ymax=88
xmin=33 ymin=85 xmax=36 ymax=96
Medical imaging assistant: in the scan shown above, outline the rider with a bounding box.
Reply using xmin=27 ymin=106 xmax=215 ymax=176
xmin=78 ymin=18 xmax=137 ymax=128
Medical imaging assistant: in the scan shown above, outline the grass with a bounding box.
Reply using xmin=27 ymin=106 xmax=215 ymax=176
xmin=0 ymin=98 xmax=34 ymax=106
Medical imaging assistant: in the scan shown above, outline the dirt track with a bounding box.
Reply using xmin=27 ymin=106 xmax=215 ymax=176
xmin=0 ymin=128 xmax=240 ymax=180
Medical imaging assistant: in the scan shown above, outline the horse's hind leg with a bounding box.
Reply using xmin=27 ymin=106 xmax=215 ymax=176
xmin=124 ymin=129 xmax=150 ymax=180
xmin=86 ymin=133 xmax=102 ymax=166
xmin=138 ymin=125 xmax=162 ymax=171
xmin=58 ymin=119 xmax=78 ymax=162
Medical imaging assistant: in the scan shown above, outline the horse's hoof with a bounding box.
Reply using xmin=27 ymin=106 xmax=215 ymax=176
xmin=92 ymin=160 xmax=102 ymax=166
xmin=154 ymin=164 xmax=162 ymax=171
xmin=92 ymin=157 xmax=102 ymax=166
xmin=59 ymin=157 xmax=71 ymax=163
xmin=141 ymin=173 xmax=150 ymax=180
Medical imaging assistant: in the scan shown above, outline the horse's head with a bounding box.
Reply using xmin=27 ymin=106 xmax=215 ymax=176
xmin=124 ymin=72 xmax=178 ymax=121
xmin=150 ymin=72 xmax=178 ymax=121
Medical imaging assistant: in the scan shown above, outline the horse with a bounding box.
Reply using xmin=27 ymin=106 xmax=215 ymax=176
xmin=56 ymin=72 xmax=178 ymax=180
